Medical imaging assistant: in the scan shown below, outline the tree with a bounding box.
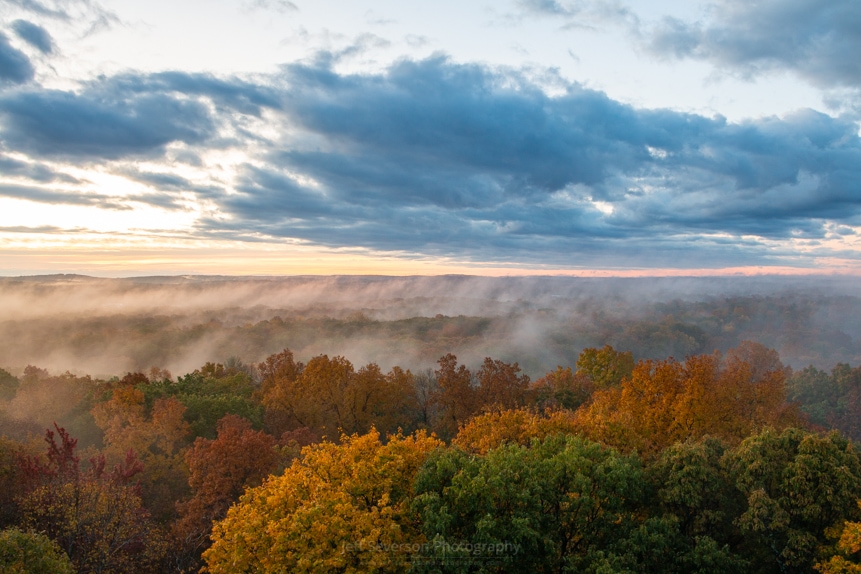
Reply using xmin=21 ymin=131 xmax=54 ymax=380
xmin=475 ymin=357 xmax=530 ymax=410
xmin=576 ymin=345 xmax=634 ymax=389
xmin=816 ymin=504 xmax=861 ymax=573
xmin=723 ymin=427 xmax=861 ymax=573
xmin=575 ymin=345 xmax=804 ymax=455
xmin=531 ymin=366 xmax=594 ymax=410
xmin=452 ymin=407 xmax=579 ymax=455
xmin=412 ymin=434 xmax=645 ymax=573
xmin=91 ymin=389 xmax=190 ymax=521
xmin=257 ymin=349 xmax=305 ymax=436
xmin=204 ymin=429 xmax=442 ymax=573
xmin=0 ymin=527 xmax=74 ymax=574
xmin=258 ymin=352 xmax=418 ymax=439
xmin=432 ymin=354 xmax=477 ymax=439
xmin=173 ymin=415 xmax=279 ymax=569
xmin=17 ymin=424 xmax=166 ymax=573
xmin=0 ymin=368 xmax=18 ymax=402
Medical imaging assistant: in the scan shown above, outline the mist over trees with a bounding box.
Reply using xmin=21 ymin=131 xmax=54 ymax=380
xmin=2 ymin=275 xmax=861 ymax=572
xmin=0 ymin=274 xmax=859 ymax=378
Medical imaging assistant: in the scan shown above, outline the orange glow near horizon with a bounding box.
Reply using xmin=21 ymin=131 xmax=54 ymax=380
xmin=3 ymin=246 xmax=861 ymax=278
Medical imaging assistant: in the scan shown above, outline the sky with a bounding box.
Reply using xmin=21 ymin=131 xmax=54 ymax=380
xmin=0 ymin=0 xmax=859 ymax=276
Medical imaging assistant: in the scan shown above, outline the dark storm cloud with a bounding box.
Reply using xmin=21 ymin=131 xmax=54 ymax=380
xmin=646 ymin=0 xmax=861 ymax=88
xmin=11 ymin=20 xmax=54 ymax=54
xmin=0 ymin=32 xmax=34 ymax=84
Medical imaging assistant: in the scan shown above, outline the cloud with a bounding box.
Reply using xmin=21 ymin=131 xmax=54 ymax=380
xmin=0 ymin=32 xmax=34 ymax=84
xmin=0 ymin=87 xmax=214 ymax=159
xmin=200 ymin=56 xmax=861 ymax=266
xmin=4 ymin=55 xmax=861 ymax=268
xmin=4 ymin=0 xmax=69 ymax=20
xmin=646 ymin=0 xmax=861 ymax=89
xmin=242 ymin=0 xmax=297 ymax=13
xmin=11 ymin=20 xmax=54 ymax=54
xmin=0 ymin=70 xmax=277 ymax=160
xmin=514 ymin=0 xmax=638 ymax=28
xmin=0 ymin=155 xmax=82 ymax=183
xmin=0 ymin=183 xmax=130 ymax=209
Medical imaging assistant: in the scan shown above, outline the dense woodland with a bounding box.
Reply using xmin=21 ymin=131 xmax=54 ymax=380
xmin=3 ymin=276 xmax=861 ymax=572
xmin=2 ymin=340 xmax=861 ymax=573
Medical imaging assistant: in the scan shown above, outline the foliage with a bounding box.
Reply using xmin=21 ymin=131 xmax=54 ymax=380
xmin=576 ymin=345 xmax=635 ymax=389
xmin=576 ymin=343 xmax=804 ymax=455
xmin=204 ymin=428 xmax=442 ymax=573
xmin=173 ymin=415 xmax=279 ymax=569
xmin=452 ymin=407 xmax=579 ymax=455
xmin=531 ymin=366 xmax=594 ymax=410
xmin=257 ymin=350 xmax=419 ymax=439
xmin=433 ymin=353 xmax=477 ymax=439
xmin=724 ymin=427 xmax=861 ymax=573
xmin=91 ymin=388 xmax=190 ymax=521
xmin=412 ymin=434 xmax=645 ymax=573
xmin=0 ymin=527 xmax=75 ymax=574
xmin=17 ymin=424 xmax=166 ymax=573
xmin=0 ymin=368 xmax=18 ymax=402
xmin=141 ymin=367 xmax=263 ymax=439
xmin=816 ymin=504 xmax=861 ymax=573
xmin=788 ymin=363 xmax=861 ymax=441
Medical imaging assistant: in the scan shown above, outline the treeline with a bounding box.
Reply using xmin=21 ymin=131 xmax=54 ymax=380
xmin=1 ymin=343 xmax=861 ymax=572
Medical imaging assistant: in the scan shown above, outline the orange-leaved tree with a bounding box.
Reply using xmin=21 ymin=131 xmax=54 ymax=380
xmin=173 ymin=414 xmax=280 ymax=570
xmin=575 ymin=342 xmax=803 ymax=455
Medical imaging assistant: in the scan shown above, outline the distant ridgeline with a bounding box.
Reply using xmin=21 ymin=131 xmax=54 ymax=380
xmin=2 ymin=338 xmax=861 ymax=572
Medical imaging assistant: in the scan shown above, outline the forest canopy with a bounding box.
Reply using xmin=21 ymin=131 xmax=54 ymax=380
xmin=2 ymin=275 xmax=861 ymax=572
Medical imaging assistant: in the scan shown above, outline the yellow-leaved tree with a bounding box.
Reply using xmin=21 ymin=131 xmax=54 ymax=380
xmin=203 ymin=429 xmax=442 ymax=573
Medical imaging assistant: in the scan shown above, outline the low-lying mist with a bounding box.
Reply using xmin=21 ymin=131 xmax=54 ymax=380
xmin=1 ymin=273 xmax=860 ymax=379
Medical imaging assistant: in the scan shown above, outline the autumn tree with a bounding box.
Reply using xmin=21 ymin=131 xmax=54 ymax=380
xmin=474 ymin=357 xmax=530 ymax=409
xmin=452 ymin=407 xmax=579 ymax=455
xmin=173 ymin=414 xmax=279 ymax=569
xmin=817 ymin=504 xmax=861 ymax=573
xmin=17 ymin=424 xmax=166 ymax=573
xmin=411 ymin=368 xmax=441 ymax=430
xmin=576 ymin=344 xmax=803 ymax=455
xmin=91 ymin=387 xmax=191 ymax=521
xmin=257 ymin=348 xmax=305 ymax=436
xmin=204 ymin=429 xmax=442 ymax=573
xmin=432 ymin=354 xmax=477 ymax=438
xmin=257 ymin=351 xmax=418 ymax=439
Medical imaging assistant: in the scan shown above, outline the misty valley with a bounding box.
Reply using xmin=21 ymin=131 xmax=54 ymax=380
xmin=3 ymin=274 xmax=861 ymax=573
